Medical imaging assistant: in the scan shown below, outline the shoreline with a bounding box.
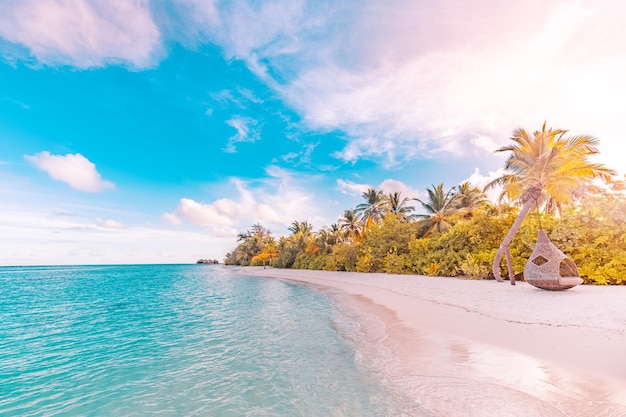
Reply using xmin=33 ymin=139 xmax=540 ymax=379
xmin=237 ymin=267 xmax=626 ymax=416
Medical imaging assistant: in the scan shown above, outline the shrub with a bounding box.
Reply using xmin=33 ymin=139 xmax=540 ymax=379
xmin=459 ymin=253 xmax=490 ymax=279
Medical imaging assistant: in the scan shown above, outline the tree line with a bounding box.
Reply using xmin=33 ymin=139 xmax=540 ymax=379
xmin=224 ymin=124 xmax=624 ymax=285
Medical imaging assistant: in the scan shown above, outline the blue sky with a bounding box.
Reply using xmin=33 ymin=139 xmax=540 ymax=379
xmin=1 ymin=0 xmax=624 ymax=265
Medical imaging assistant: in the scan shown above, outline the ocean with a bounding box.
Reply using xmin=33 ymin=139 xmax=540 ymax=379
xmin=0 ymin=264 xmax=426 ymax=416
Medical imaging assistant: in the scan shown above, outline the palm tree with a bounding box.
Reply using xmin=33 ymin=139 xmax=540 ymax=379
xmin=387 ymin=191 xmax=416 ymax=221
xmin=231 ymin=223 xmax=274 ymax=265
xmin=288 ymin=220 xmax=314 ymax=252
xmin=255 ymin=236 xmax=279 ymax=267
xmin=338 ymin=209 xmax=363 ymax=243
xmin=414 ymin=183 xmax=462 ymax=237
xmin=315 ymin=226 xmax=339 ymax=254
xmin=485 ymin=122 xmax=615 ymax=284
xmin=288 ymin=220 xmax=313 ymax=236
xmin=454 ymin=181 xmax=488 ymax=218
xmin=356 ymin=188 xmax=388 ymax=228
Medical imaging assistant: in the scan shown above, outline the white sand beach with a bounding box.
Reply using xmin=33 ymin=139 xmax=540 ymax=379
xmin=239 ymin=267 xmax=626 ymax=417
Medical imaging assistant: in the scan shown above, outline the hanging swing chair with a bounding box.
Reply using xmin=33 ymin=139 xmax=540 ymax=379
xmin=523 ymin=230 xmax=583 ymax=291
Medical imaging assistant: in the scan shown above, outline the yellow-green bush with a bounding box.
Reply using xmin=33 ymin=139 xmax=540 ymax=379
xmin=269 ymin=194 xmax=626 ymax=284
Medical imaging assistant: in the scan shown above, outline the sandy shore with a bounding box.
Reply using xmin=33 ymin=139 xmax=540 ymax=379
xmin=238 ymin=267 xmax=626 ymax=417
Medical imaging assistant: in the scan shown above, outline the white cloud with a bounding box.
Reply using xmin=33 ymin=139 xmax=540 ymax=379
xmin=209 ymin=0 xmax=307 ymax=63
xmin=161 ymin=212 xmax=182 ymax=225
xmin=223 ymin=117 xmax=261 ymax=153
xmin=378 ymin=179 xmax=421 ymax=200
xmin=25 ymin=151 xmax=115 ymax=193
xmin=173 ymin=198 xmax=234 ymax=227
xmin=3 ymin=0 xmax=625 ymax=175
xmin=96 ymin=218 xmax=125 ymax=230
xmin=336 ymin=179 xmax=369 ymax=196
xmin=0 ymin=206 xmax=230 ymax=265
xmin=463 ymin=167 xmax=508 ymax=203
xmin=336 ymin=178 xmax=422 ymax=201
xmin=211 ymin=227 xmax=239 ymax=239
xmin=166 ymin=167 xmax=336 ymax=235
xmin=195 ymin=0 xmax=625 ymax=172
xmin=0 ymin=0 xmax=161 ymax=68
xmin=0 ymin=190 xmax=235 ymax=265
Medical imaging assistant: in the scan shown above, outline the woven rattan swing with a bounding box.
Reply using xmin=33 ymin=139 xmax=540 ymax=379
xmin=523 ymin=229 xmax=583 ymax=290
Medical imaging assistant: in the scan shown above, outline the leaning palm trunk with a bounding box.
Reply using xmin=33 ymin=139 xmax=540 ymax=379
xmin=488 ymin=123 xmax=616 ymax=285
xmin=492 ymin=193 xmax=539 ymax=284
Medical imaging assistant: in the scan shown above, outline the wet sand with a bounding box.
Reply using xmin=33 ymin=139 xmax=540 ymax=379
xmin=239 ymin=267 xmax=626 ymax=416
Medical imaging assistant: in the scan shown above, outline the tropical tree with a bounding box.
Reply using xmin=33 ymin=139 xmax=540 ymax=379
xmin=485 ymin=123 xmax=615 ymax=284
xmin=252 ymin=236 xmax=279 ymax=268
xmin=387 ymin=191 xmax=416 ymax=221
xmin=414 ymin=183 xmax=462 ymax=237
xmin=338 ymin=209 xmax=363 ymax=243
xmin=315 ymin=225 xmax=339 ymax=254
xmin=227 ymin=223 xmax=273 ymax=265
xmin=288 ymin=220 xmax=313 ymax=235
xmin=287 ymin=220 xmax=315 ymax=252
xmin=356 ymin=188 xmax=388 ymax=228
xmin=454 ymin=181 xmax=488 ymax=218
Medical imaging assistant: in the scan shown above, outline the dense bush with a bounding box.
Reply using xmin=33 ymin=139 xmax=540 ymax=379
xmin=228 ymin=193 xmax=626 ymax=284
xmin=324 ymin=243 xmax=358 ymax=272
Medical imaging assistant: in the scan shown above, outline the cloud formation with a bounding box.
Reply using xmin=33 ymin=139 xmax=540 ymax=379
xmin=223 ymin=116 xmax=261 ymax=153
xmin=0 ymin=203 xmax=229 ymax=265
xmin=336 ymin=178 xmax=422 ymax=201
xmin=202 ymin=0 xmax=626 ymax=171
xmin=25 ymin=151 xmax=115 ymax=192
xmin=3 ymin=1 xmax=623 ymax=171
xmin=0 ymin=0 xmax=161 ymax=68
xmin=463 ymin=167 xmax=508 ymax=203
xmin=164 ymin=166 xmax=335 ymax=235
xmin=96 ymin=217 xmax=125 ymax=230
xmin=2 ymin=0 xmax=625 ymax=173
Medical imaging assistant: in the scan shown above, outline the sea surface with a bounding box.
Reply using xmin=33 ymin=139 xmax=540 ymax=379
xmin=0 ymin=264 xmax=426 ymax=416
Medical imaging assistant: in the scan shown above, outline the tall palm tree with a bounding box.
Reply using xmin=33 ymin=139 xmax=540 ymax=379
xmin=288 ymin=220 xmax=313 ymax=236
xmin=338 ymin=209 xmax=363 ymax=243
xmin=315 ymin=226 xmax=339 ymax=254
xmin=356 ymin=188 xmax=388 ymax=228
xmin=288 ymin=220 xmax=314 ymax=252
xmin=454 ymin=181 xmax=488 ymax=217
xmin=485 ymin=122 xmax=615 ymax=284
xmin=234 ymin=223 xmax=272 ymax=264
xmin=414 ymin=183 xmax=462 ymax=237
xmin=387 ymin=191 xmax=416 ymax=221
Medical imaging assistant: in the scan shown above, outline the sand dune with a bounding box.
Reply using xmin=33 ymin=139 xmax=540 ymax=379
xmin=239 ymin=267 xmax=626 ymax=416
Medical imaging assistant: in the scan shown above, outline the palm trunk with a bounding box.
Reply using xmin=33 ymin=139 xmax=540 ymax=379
xmin=492 ymin=197 xmax=537 ymax=284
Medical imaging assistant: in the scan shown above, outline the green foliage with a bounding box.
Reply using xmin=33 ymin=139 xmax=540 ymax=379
xmin=250 ymin=258 xmax=265 ymax=267
xmin=274 ymin=246 xmax=298 ymax=269
xmin=548 ymin=194 xmax=626 ymax=284
xmin=356 ymin=247 xmax=376 ymax=273
xmin=382 ymin=252 xmax=410 ymax=274
xmin=227 ymin=190 xmax=626 ymax=285
xmin=460 ymin=254 xmax=490 ymax=279
xmin=405 ymin=232 xmax=466 ymax=276
xmin=357 ymin=213 xmax=417 ymax=273
xmin=324 ymin=243 xmax=358 ymax=272
xmin=405 ymin=207 xmax=533 ymax=279
xmin=225 ymin=223 xmax=273 ymax=266
xmin=292 ymin=252 xmax=327 ymax=270
xmin=423 ymin=262 xmax=441 ymax=276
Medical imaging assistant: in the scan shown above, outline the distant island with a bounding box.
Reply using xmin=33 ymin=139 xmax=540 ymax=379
xmin=196 ymin=259 xmax=219 ymax=264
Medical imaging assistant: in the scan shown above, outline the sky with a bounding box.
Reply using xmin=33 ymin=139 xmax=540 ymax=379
xmin=1 ymin=0 xmax=624 ymax=266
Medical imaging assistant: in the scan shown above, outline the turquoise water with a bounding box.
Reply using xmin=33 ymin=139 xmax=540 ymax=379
xmin=0 ymin=265 xmax=423 ymax=416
